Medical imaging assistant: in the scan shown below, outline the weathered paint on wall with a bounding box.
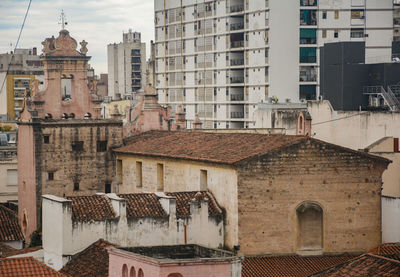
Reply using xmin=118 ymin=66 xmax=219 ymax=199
xmin=117 ymin=154 xmax=239 ymax=249
xmin=382 ymin=196 xmax=400 ymax=243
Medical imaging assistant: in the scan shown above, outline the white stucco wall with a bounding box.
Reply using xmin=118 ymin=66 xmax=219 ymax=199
xmin=42 ymin=193 xmax=223 ymax=270
xmin=382 ymin=196 xmax=400 ymax=243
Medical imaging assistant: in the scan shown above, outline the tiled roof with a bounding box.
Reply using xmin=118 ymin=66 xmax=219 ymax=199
xmin=119 ymin=193 xmax=167 ymax=218
xmin=116 ymin=131 xmax=308 ymax=164
xmin=66 ymin=195 xmax=116 ymax=222
xmin=2 ymin=246 xmax=43 ymax=258
xmin=0 ymin=243 xmax=16 ymax=258
xmin=65 ymin=191 xmax=223 ymax=221
xmin=310 ymin=254 xmax=400 ymax=276
xmin=0 ymin=205 xmax=24 ymax=242
xmin=0 ymin=257 xmax=65 ymax=277
xmin=242 ymin=254 xmax=358 ymax=277
xmin=166 ymin=191 xmax=223 ymax=216
xmin=60 ymin=239 xmax=114 ymax=277
xmin=368 ymin=243 xmax=400 ymax=255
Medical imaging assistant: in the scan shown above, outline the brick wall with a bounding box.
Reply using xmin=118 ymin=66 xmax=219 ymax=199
xmin=236 ymin=139 xmax=388 ymax=255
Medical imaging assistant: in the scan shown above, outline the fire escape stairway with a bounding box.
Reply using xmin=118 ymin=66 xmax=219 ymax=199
xmin=364 ymin=86 xmax=400 ymax=112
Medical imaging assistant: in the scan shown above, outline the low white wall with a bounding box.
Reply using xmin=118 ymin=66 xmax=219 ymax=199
xmin=382 ymin=196 xmax=400 ymax=243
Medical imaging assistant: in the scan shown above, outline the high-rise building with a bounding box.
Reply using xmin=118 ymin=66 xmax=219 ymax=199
xmin=107 ymin=30 xmax=146 ymax=100
xmin=154 ymin=0 xmax=393 ymax=129
xmin=0 ymin=48 xmax=44 ymax=120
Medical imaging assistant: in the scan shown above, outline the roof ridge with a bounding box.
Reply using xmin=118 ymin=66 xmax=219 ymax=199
xmin=0 ymin=205 xmax=17 ymax=218
xmin=366 ymin=253 xmax=400 ymax=264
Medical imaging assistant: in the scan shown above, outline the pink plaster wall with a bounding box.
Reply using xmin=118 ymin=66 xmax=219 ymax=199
xmin=109 ymin=250 xmax=233 ymax=277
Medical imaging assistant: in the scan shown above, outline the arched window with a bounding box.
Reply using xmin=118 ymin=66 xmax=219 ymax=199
xmin=168 ymin=274 xmax=183 ymax=277
xmin=130 ymin=266 xmax=136 ymax=277
xmin=61 ymin=74 xmax=72 ymax=101
xmin=122 ymin=264 xmax=128 ymax=277
xmin=296 ymin=202 xmax=323 ymax=252
xmin=138 ymin=268 xmax=144 ymax=277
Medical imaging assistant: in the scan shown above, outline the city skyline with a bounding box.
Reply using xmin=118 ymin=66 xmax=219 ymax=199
xmin=0 ymin=0 xmax=154 ymax=74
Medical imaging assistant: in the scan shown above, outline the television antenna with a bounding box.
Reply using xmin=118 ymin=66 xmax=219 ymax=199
xmin=58 ymin=10 xmax=68 ymax=29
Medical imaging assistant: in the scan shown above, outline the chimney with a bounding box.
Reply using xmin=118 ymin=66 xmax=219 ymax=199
xmin=106 ymin=193 xmax=127 ymax=219
xmin=110 ymin=104 xmax=122 ymax=120
xmin=192 ymin=114 xmax=203 ymax=130
xmin=175 ymin=105 xmax=186 ymax=130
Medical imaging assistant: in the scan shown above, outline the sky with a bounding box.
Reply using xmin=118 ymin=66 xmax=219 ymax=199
xmin=0 ymin=0 xmax=154 ymax=74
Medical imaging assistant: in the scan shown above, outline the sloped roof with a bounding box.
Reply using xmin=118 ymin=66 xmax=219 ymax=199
xmin=60 ymin=239 xmax=113 ymax=277
xmin=119 ymin=193 xmax=167 ymax=218
xmin=0 ymin=205 xmax=24 ymax=242
xmin=368 ymin=243 xmax=400 ymax=255
xmin=0 ymin=243 xmax=16 ymax=258
xmin=242 ymin=254 xmax=358 ymax=277
xmin=1 ymin=246 xmax=42 ymax=258
xmin=116 ymin=131 xmax=389 ymax=165
xmin=166 ymin=191 xmax=223 ymax=216
xmin=66 ymin=195 xmax=116 ymax=222
xmin=310 ymin=254 xmax=400 ymax=276
xmin=0 ymin=257 xmax=65 ymax=277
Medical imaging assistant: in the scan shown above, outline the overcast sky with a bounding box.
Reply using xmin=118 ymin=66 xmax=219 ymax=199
xmin=0 ymin=0 xmax=154 ymax=74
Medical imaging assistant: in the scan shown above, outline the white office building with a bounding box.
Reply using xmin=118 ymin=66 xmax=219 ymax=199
xmin=154 ymin=0 xmax=393 ymax=129
xmin=107 ymin=30 xmax=146 ymax=100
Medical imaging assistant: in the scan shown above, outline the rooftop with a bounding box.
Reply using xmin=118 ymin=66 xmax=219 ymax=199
xmin=0 ymin=257 xmax=65 ymax=277
xmin=116 ymin=131 xmax=389 ymax=165
xmin=60 ymin=239 xmax=114 ymax=277
xmin=0 ymin=205 xmax=23 ymax=242
xmin=242 ymin=254 xmax=358 ymax=277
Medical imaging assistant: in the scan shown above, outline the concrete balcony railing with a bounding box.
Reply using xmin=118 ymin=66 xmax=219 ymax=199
xmin=231 ymin=41 xmax=244 ymax=48
xmin=230 ymin=22 xmax=244 ymax=31
xmin=230 ymin=77 xmax=244 ymax=84
xmin=231 ymin=112 xmax=244 ymax=118
xmin=230 ymin=94 xmax=244 ymax=101
xmin=300 ymin=75 xmax=317 ymax=82
xmin=230 ymin=59 xmax=244 ymax=66
xmin=230 ymin=4 xmax=244 ymax=13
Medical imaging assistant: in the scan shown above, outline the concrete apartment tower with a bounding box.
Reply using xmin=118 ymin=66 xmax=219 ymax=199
xmin=107 ymin=30 xmax=146 ymax=100
xmin=17 ymin=28 xmax=123 ymax=242
xmin=154 ymin=0 xmax=393 ymax=129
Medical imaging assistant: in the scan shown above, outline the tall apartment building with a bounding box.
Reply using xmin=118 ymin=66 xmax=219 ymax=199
xmin=0 ymin=48 xmax=44 ymax=120
xmin=107 ymin=30 xmax=146 ymax=100
xmin=394 ymin=0 xmax=400 ymax=42
xmin=154 ymin=0 xmax=393 ymax=129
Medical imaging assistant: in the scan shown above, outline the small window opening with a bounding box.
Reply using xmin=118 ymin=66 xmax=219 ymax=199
xmin=44 ymin=135 xmax=50 ymax=144
xmin=74 ymin=182 xmax=79 ymax=191
xmin=97 ymin=141 xmax=107 ymax=152
xmin=200 ymin=169 xmax=208 ymax=190
xmin=72 ymin=141 xmax=84 ymax=151
xmin=105 ymin=183 xmax=111 ymax=193
xmin=136 ymin=161 xmax=143 ymax=187
xmin=157 ymin=163 xmax=164 ymax=191
xmin=48 ymin=172 xmax=54 ymax=181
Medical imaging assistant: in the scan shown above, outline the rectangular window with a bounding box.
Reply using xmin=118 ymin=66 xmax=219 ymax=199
xmin=300 ymin=47 xmax=317 ymax=63
xmin=351 ymin=9 xmax=365 ymax=19
xmin=97 ymin=141 xmax=107 ymax=152
xmin=105 ymin=183 xmax=111 ymax=193
xmin=322 ymin=11 xmax=327 ymax=19
xmin=72 ymin=141 xmax=84 ymax=151
xmin=300 ymin=0 xmax=317 ymax=6
xmin=117 ymin=159 xmax=123 ymax=182
xmin=334 ymin=10 xmax=339 ymax=19
xmin=74 ymin=182 xmax=79 ymax=191
xmin=334 ymin=29 xmax=339 ymax=38
xmin=157 ymin=163 xmax=164 ymax=191
xmin=322 ymin=29 xmax=327 ymax=38
xmin=136 ymin=161 xmax=143 ymax=187
xmin=44 ymin=135 xmax=50 ymax=144
xmin=351 ymin=28 xmax=364 ymax=38
xmin=300 ymin=10 xmax=317 ymax=25
xmin=300 ymin=29 xmax=317 ymax=44
xmin=48 ymin=172 xmax=54 ymax=181
xmin=200 ymin=169 xmax=208 ymax=190
xmin=7 ymin=169 xmax=17 ymax=185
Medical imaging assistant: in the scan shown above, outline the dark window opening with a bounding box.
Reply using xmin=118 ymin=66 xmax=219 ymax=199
xmin=72 ymin=141 xmax=84 ymax=151
xmin=97 ymin=141 xmax=107 ymax=152
xmin=48 ymin=172 xmax=54 ymax=181
xmin=105 ymin=183 xmax=111 ymax=193
xmin=44 ymin=135 xmax=50 ymax=144
xmin=74 ymin=182 xmax=79 ymax=191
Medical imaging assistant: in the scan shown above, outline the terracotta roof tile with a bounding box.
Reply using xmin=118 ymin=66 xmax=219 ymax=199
xmin=368 ymin=243 xmax=400 ymax=255
xmin=2 ymin=246 xmax=43 ymax=258
xmin=66 ymin=195 xmax=116 ymax=222
xmin=116 ymin=131 xmax=308 ymax=164
xmin=166 ymin=191 xmax=223 ymax=216
xmin=242 ymin=254 xmax=358 ymax=277
xmin=118 ymin=193 xmax=167 ymax=218
xmin=0 ymin=205 xmax=24 ymax=242
xmin=310 ymin=254 xmax=400 ymax=276
xmin=60 ymin=239 xmax=114 ymax=277
xmin=0 ymin=243 xmax=16 ymax=258
xmin=0 ymin=257 xmax=65 ymax=277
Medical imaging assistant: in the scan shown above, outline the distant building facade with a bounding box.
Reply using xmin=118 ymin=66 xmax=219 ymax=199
xmin=107 ymin=30 xmax=146 ymax=100
xmin=18 ymin=29 xmax=123 ymax=242
xmin=0 ymin=144 xmax=17 ymax=203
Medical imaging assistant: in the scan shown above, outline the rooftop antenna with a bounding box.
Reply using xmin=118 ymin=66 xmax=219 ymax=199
xmin=58 ymin=10 xmax=68 ymax=29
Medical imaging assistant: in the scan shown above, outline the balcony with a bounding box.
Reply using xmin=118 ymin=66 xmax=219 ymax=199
xmin=300 ymin=0 xmax=317 ymax=6
xmin=230 ymin=76 xmax=244 ymax=84
xmin=230 ymin=94 xmax=244 ymax=101
xmin=299 ymin=74 xmax=317 ymax=82
xmin=230 ymin=59 xmax=244 ymax=66
xmin=231 ymin=112 xmax=244 ymax=118
xmin=300 ymin=10 xmax=317 ymax=26
xmin=230 ymin=22 xmax=244 ymax=31
xmin=131 ymin=58 xmax=141 ymax=64
xmin=231 ymin=41 xmax=244 ymax=48
xmin=230 ymin=5 xmax=244 ymax=13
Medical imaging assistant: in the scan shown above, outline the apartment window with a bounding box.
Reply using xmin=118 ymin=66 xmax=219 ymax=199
xmin=97 ymin=141 xmax=107 ymax=152
xmin=322 ymin=29 xmax=327 ymax=38
xmin=7 ymin=169 xmax=17 ymax=185
xmin=157 ymin=163 xmax=164 ymax=191
xmin=334 ymin=29 xmax=339 ymax=38
xmin=300 ymin=47 xmax=317 ymax=63
xmin=71 ymin=141 xmax=84 ymax=151
xmin=351 ymin=28 xmax=364 ymax=38
xmin=300 ymin=0 xmax=317 ymax=6
xmin=105 ymin=183 xmax=111 ymax=193
xmin=351 ymin=9 xmax=365 ymax=19
xmin=43 ymin=135 xmax=50 ymax=144
xmin=334 ymin=10 xmax=339 ymax=19
xmin=322 ymin=11 xmax=327 ymax=19
xmin=300 ymin=29 xmax=317 ymax=44
xmin=200 ymin=169 xmax=208 ymax=190
xmin=48 ymin=172 xmax=54 ymax=181
xmin=136 ymin=161 xmax=143 ymax=187
xmin=74 ymin=182 xmax=79 ymax=191
xmin=300 ymin=10 xmax=317 ymax=25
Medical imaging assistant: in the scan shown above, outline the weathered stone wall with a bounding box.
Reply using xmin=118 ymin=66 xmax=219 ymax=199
xmin=236 ymin=139 xmax=388 ymax=255
xmin=39 ymin=120 xmax=123 ymax=197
